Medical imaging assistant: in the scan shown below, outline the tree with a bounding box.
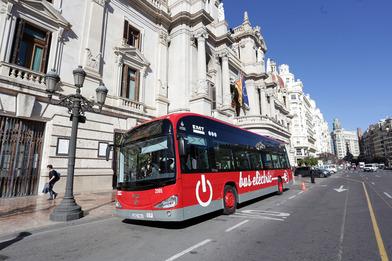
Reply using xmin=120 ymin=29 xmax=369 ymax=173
xmin=298 ymin=157 xmax=318 ymax=166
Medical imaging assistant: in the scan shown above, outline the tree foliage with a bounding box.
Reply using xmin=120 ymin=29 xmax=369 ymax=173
xmin=298 ymin=157 xmax=318 ymax=166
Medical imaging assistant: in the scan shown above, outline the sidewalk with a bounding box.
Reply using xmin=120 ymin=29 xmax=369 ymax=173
xmin=0 ymin=191 xmax=115 ymax=238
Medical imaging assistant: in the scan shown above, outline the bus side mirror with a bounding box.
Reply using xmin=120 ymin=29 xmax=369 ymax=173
xmin=106 ymin=144 xmax=113 ymax=161
xmin=179 ymin=138 xmax=185 ymax=156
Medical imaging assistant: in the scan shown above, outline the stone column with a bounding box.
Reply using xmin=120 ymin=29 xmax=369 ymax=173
xmin=220 ymin=51 xmax=231 ymax=107
xmin=82 ymin=0 xmax=108 ymax=77
xmin=196 ymin=29 xmax=208 ymax=95
xmin=155 ymin=29 xmax=169 ymax=116
xmin=0 ymin=4 xmax=16 ymax=63
xmin=269 ymin=96 xmax=275 ymax=119
xmin=139 ymin=67 xmax=147 ymax=104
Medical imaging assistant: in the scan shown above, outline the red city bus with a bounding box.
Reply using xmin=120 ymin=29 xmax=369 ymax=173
xmin=112 ymin=113 xmax=293 ymax=221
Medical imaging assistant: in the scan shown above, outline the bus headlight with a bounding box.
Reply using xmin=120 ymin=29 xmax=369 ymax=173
xmin=155 ymin=195 xmax=178 ymax=209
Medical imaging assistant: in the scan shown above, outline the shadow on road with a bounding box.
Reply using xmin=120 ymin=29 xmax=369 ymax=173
xmin=0 ymin=232 xmax=31 ymax=251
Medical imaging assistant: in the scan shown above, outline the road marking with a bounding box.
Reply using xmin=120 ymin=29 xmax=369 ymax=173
xmin=362 ymin=182 xmax=389 ymax=261
xmin=337 ymin=184 xmax=349 ymax=261
xmin=232 ymin=210 xmax=290 ymax=221
xmin=298 ymin=191 xmax=304 ymax=195
xmin=165 ymin=239 xmax=212 ymax=261
xmin=288 ymin=195 xmax=296 ymax=199
xmin=384 ymin=192 xmax=392 ymax=199
xmin=371 ymin=182 xmax=375 ymax=185
xmin=334 ymin=185 xmax=348 ymax=193
xmin=225 ymin=219 xmax=249 ymax=232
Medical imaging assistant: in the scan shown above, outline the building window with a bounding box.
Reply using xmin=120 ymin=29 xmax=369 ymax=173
xmin=123 ymin=21 xmax=141 ymax=49
xmin=121 ymin=65 xmax=139 ymax=100
xmin=291 ymin=94 xmax=296 ymax=100
xmin=11 ymin=20 xmax=51 ymax=73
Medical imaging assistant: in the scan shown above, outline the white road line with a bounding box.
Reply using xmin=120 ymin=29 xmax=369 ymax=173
xmin=165 ymin=239 xmax=212 ymax=261
xmin=232 ymin=213 xmax=285 ymax=221
xmin=337 ymin=184 xmax=349 ymax=261
xmin=298 ymin=191 xmax=304 ymax=195
xmin=225 ymin=219 xmax=249 ymax=232
xmin=384 ymin=192 xmax=392 ymax=199
xmin=288 ymin=195 xmax=296 ymax=199
xmin=371 ymin=182 xmax=375 ymax=185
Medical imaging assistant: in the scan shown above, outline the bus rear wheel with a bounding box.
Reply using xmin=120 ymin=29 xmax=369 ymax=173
xmin=277 ymin=178 xmax=284 ymax=195
xmin=223 ymin=185 xmax=237 ymax=215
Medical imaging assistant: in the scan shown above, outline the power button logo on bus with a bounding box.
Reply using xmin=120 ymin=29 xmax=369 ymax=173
xmin=196 ymin=175 xmax=213 ymax=207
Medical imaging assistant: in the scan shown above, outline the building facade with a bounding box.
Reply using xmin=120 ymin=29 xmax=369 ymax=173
xmin=362 ymin=118 xmax=392 ymax=166
xmin=0 ymin=0 xmax=294 ymax=197
xmin=278 ymin=64 xmax=330 ymax=165
xmin=331 ymin=118 xmax=360 ymax=159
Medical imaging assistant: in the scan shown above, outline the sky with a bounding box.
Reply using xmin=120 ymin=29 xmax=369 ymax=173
xmin=223 ymin=0 xmax=392 ymax=131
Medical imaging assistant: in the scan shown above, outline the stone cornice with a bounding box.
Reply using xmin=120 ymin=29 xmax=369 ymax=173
xmin=13 ymin=0 xmax=71 ymax=28
xmin=128 ymin=0 xmax=171 ymax=29
xmin=170 ymin=10 xmax=214 ymax=29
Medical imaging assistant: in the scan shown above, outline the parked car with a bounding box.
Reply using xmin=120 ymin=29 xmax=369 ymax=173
xmin=312 ymin=168 xmax=330 ymax=178
xmin=294 ymin=167 xmax=311 ymax=177
xmin=364 ymin=164 xmax=378 ymax=172
xmin=294 ymin=167 xmax=329 ymax=178
xmin=359 ymin=162 xmax=365 ymax=169
xmin=324 ymin=165 xmax=337 ymax=173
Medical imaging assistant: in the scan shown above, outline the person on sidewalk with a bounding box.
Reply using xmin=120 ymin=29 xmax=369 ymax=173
xmin=47 ymin=164 xmax=60 ymax=200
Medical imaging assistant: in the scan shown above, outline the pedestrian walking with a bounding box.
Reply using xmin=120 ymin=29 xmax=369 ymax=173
xmin=47 ymin=164 xmax=60 ymax=200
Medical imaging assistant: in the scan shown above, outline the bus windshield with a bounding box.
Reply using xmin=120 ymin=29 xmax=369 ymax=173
xmin=117 ymin=120 xmax=176 ymax=190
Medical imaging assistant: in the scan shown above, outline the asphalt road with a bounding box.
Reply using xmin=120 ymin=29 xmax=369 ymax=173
xmin=1 ymin=169 xmax=391 ymax=261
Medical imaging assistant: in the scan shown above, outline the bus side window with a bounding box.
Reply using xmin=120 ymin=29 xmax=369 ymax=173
xmin=233 ymin=149 xmax=251 ymax=171
xmin=180 ymin=136 xmax=210 ymax=173
xmin=213 ymin=142 xmax=234 ymax=171
xmin=248 ymin=150 xmax=263 ymax=170
xmin=278 ymin=154 xmax=288 ymax=169
xmin=271 ymin=154 xmax=282 ymax=169
xmin=261 ymin=152 xmax=273 ymax=169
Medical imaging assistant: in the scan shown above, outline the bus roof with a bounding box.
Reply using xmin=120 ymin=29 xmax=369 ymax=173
xmin=132 ymin=112 xmax=284 ymax=146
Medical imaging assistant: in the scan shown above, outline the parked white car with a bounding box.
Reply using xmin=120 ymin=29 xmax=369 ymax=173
xmin=325 ymin=165 xmax=337 ymax=173
xmin=364 ymin=164 xmax=378 ymax=172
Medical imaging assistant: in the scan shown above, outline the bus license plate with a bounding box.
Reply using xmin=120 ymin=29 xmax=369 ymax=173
xmin=131 ymin=213 xmax=144 ymax=219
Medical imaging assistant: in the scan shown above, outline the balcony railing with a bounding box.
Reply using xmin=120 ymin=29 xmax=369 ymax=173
xmin=118 ymin=97 xmax=144 ymax=113
xmin=0 ymin=62 xmax=46 ymax=88
xmin=234 ymin=115 xmax=289 ymax=133
xmin=147 ymin=0 xmax=168 ymax=12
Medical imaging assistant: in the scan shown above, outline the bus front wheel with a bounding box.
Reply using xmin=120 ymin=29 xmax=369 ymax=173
xmin=223 ymin=185 xmax=237 ymax=215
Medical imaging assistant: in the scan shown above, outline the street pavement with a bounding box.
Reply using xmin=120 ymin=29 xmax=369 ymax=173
xmin=0 ymin=170 xmax=391 ymax=261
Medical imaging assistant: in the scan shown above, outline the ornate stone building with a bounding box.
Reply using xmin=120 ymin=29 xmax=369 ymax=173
xmin=362 ymin=118 xmax=392 ymax=165
xmin=0 ymin=0 xmax=293 ymax=197
xmin=331 ymin=119 xmax=360 ymax=159
xmin=279 ymin=63 xmax=330 ymax=164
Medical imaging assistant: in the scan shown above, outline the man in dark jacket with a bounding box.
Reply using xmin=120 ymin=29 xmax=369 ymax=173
xmin=47 ymin=164 xmax=60 ymax=200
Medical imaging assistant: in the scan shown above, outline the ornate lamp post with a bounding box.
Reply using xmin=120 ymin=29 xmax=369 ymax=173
xmin=45 ymin=66 xmax=108 ymax=221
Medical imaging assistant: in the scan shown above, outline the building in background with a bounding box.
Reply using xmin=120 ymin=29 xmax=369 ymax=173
xmin=279 ymin=64 xmax=330 ymax=165
xmin=331 ymin=118 xmax=360 ymax=159
xmin=362 ymin=118 xmax=392 ymax=166
xmin=0 ymin=0 xmax=295 ymax=197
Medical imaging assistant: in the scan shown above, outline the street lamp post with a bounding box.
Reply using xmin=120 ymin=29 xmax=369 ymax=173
xmin=45 ymin=66 xmax=108 ymax=221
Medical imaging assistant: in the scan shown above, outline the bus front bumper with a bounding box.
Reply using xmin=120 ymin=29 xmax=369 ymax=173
xmin=115 ymin=208 xmax=184 ymax=222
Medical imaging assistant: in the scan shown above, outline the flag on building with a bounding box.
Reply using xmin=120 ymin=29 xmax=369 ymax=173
xmin=241 ymin=75 xmax=249 ymax=110
xmin=231 ymin=74 xmax=249 ymax=115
